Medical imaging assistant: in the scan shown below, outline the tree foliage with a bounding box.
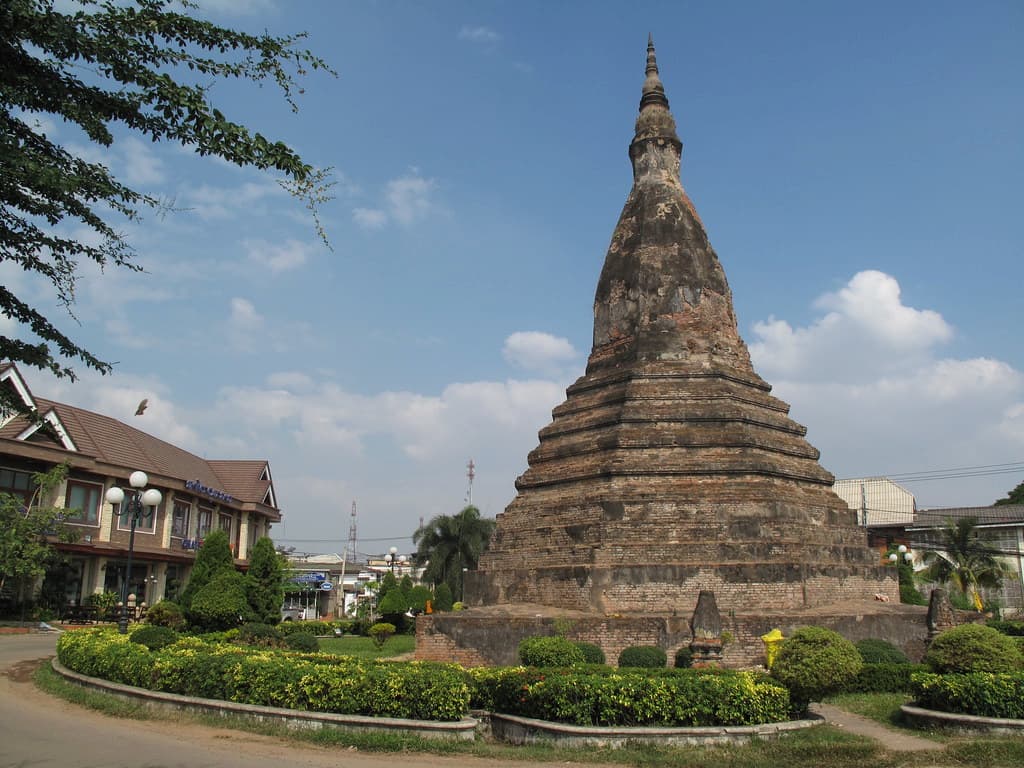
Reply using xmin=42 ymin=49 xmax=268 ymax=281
xmin=0 ymin=461 xmax=77 ymax=600
xmin=188 ymin=569 xmax=250 ymax=631
xmin=994 ymin=480 xmax=1024 ymax=506
xmin=177 ymin=528 xmax=233 ymax=610
xmin=0 ymin=0 xmax=333 ymax=412
xmin=412 ymin=505 xmax=495 ymax=601
xmin=245 ymin=536 xmax=284 ymax=625
xmin=920 ymin=517 xmax=1012 ymax=610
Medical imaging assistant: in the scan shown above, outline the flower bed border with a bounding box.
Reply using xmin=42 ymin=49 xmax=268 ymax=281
xmin=900 ymin=704 xmax=1024 ymax=736
xmin=51 ymin=658 xmax=478 ymax=740
xmin=488 ymin=711 xmax=822 ymax=748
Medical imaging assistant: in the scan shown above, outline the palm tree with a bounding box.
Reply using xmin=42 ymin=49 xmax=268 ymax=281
xmin=412 ymin=505 xmax=496 ymax=602
xmin=920 ymin=517 xmax=1012 ymax=611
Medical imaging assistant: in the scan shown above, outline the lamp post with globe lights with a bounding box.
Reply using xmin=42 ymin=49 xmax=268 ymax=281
xmin=888 ymin=544 xmax=913 ymax=565
xmin=384 ymin=545 xmax=408 ymax=575
xmin=105 ymin=471 xmax=162 ymax=634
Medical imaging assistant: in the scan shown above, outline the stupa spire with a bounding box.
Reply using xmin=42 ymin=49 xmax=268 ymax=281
xmin=640 ymin=34 xmax=669 ymax=111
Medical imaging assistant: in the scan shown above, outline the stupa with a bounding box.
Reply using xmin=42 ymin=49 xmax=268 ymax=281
xmin=463 ymin=37 xmax=897 ymax=617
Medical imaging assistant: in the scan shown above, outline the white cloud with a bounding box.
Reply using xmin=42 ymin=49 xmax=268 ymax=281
xmin=748 ymin=270 xmax=1023 ymax=508
xmin=118 ymin=136 xmax=165 ymax=187
xmin=503 ymin=331 xmax=578 ymax=374
xmin=184 ymin=181 xmax=281 ymax=221
xmin=386 ymin=174 xmax=437 ymax=225
xmin=194 ymin=0 xmax=277 ymax=15
xmin=352 ymin=207 xmax=387 ymax=230
xmin=244 ymin=239 xmax=314 ymax=273
xmin=458 ymin=25 xmax=500 ymax=44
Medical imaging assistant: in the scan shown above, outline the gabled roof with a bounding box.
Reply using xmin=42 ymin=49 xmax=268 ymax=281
xmin=0 ymin=364 xmax=279 ymax=511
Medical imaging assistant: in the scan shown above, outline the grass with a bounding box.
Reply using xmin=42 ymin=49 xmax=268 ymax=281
xmin=825 ymin=692 xmax=913 ymax=728
xmin=316 ymin=633 xmax=415 ymax=658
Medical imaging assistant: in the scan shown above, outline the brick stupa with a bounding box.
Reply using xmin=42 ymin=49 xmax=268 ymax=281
xmin=464 ymin=38 xmax=897 ymax=616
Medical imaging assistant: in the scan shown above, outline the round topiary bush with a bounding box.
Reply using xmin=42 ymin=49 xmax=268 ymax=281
xmin=771 ymin=627 xmax=862 ymax=711
xmin=144 ymin=600 xmax=185 ymax=630
xmin=924 ymin=623 xmax=1024 ymax=674
xmin=574 ymin=642 xmax=606 ymax=665
xmin=285 ymin=632 xmax=320 ymax=652
xmin=518 ymin=636 xmax=585 ymax=667
xmin=188 ymin=571 xmax=251 ymax=631
xmin=129 ymin=624 xmax=179 ymax=651
xmin=674 ymin=646 xmax=694 ymax=669
xmin=855 ymin=638 xmax=909 ymax=665
xmin=369 ymin=622 xmax=396 ymax=648
xmin=617 ymin=645 xmax=667 ymax=668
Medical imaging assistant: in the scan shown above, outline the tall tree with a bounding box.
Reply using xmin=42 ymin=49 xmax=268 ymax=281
xmin=1 ymin=0 xmax=333 ymax=414
xmin=0 ymin=462 xmax=77 ymax=601
xmin=245 ymin=536 xmax=284 ymax=625
xmin=177 ymin=528 xmax=233 ymax=610
xmin=920 ymin=517 xmax=1012 ymax=611
xmin=412 ymin=505 xmax=495 ymax=602
xmin=994 ymin=480 xmax=1024 ymax=506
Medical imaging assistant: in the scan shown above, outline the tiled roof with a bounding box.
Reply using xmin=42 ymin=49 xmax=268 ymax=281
xmin=0 ymin=394 xmax=277 ymax=509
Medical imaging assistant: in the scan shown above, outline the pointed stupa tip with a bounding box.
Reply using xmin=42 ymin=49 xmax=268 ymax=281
xmin=640 ymin=34 xmax=669 ymax=111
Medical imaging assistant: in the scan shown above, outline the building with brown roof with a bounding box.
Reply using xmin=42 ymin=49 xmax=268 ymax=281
xmin=0 ymin=363 xmax=281 ymax=612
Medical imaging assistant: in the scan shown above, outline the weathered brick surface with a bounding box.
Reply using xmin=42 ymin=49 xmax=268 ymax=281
xmin=464 ymin=41 xmax=897 ymax=623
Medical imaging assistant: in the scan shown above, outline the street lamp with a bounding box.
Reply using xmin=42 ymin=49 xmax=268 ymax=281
xmin=888 ymin=544 xmax=913 ymax=564
xmin=383 ymin=545 xmax=408 ymax=574
xmin=105 ymin=470 xmax=162 ymax=634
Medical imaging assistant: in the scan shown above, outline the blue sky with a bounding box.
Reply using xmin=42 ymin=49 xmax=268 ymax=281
xmin=10 ymin=1 xmax=1024 ymax=558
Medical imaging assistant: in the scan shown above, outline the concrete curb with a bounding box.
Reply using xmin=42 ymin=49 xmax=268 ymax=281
xmin=488 ymin=711 xmax=823 ymax=747
xmin=51 ymin=659 xmax=478 ymax=740
xmin=900 ymin=704 xmax=1024 ymax=736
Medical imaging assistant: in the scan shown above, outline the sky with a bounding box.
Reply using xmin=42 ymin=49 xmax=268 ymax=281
xmin=7 ymin=1 xmax=1024 ymax=559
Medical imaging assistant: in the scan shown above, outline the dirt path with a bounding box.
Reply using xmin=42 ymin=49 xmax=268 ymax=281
xmin=811 ymin=703 xmax=943 ymax=752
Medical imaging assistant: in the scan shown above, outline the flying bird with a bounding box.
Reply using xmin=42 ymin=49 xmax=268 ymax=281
xmin=135 ymin=398 xmax=148 ymax=416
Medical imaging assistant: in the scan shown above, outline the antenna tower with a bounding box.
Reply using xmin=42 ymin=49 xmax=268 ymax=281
xmin=466 ymin=458 xmax=475 ymax=506
xmin=346 ymin=500 xmax=358 ymax=562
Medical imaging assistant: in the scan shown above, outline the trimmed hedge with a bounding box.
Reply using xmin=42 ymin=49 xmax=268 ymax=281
xmin=618 ymin=645 xmax=667 ymax=668
xmin=912 ymin=671 xmax=1024 ymax=720
xmin=771 ymin=627 xmax=862 ymax=709
xmin=518 ymin=636 xmax=585 ymax=667
xmin=988 ymin=620 xmax=1024 ymax=637
xmin=129 ymin=624 xmax=179 ymax=651
xmin=467 ymin=666 xmax=789 ymax=727
xmin=843 ymin=662 xmax=928 ymax=694
xmin=56 ymin=628 xmax=470 ymax=721
xmin=574 ymin=642 xmax=606 ymax=665
xmin=854 ymin=639 xmax=908 ymax=665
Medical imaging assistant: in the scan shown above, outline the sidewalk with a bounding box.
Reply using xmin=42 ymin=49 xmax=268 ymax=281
xmin=811 ymin=702 xmax=942 ymax=752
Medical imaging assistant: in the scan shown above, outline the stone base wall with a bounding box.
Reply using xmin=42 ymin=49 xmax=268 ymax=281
xmin=466 ymin=563 xmax=898 ymax=615
xmin=416 ymin=603 xmax=930 ymax=668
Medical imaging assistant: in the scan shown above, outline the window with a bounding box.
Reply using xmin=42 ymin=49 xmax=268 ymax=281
xmin=218 ymin=512 xmax=232 ymax=534
xmin=64 ymin=480 xmax=102 ymax=525
xmin=0 ymin=467 xmax=33 ymax=505
xmin=197 ymin=506 xmax=213 ymax=538
xmin=171 ymin=499 xmax=190 ymax=538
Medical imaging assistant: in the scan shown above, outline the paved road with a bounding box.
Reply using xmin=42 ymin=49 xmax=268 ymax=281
xmin=0 ymin=633 xmax=565 ymax=768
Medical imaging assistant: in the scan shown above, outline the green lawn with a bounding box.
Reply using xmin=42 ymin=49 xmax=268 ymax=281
xmin=317 ymin=633 xmax=415 ymax=659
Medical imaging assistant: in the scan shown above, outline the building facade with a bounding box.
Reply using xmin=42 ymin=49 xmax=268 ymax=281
xmin=0 ymin=363 xmax=281 ymax=612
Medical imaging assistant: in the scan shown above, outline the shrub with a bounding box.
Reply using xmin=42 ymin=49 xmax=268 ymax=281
xmin=844 ymin=662 xmax=928 ymax=693
xmin=478 ymin=666 xmax=790 ymax=727
xmin=369 ymin=622 xmax=396 ymax=648
xmin=285 ymin=632 xmax=319 ymax=652
xmin=574 ymin=642 xmax=606 ymax=665
xmin=237 ymin=622 xmax=282 ymax=648
xmin=855 ymin=638 xmax=909 ymax=665
xmin=618 ymin=645 xmax=667 ymax=669
xmin=277 ymin=620 xmax=335 ymax=637
xmin=988 ymin=619 xmax=1024 ymax=637
xmin=912 ymin=671 xmax=1024 ymax=719
xmin=924 ymin=623 xmax=1024 ymax=674
xmin=771 ymin=627 xmax=862 ymax=712
xmin=407 ymin=585 xmax=433 ymax=613
xmin=188 ymin=570 xmax=251 ymax=631
xmin=129 ymin=624 xmax=179 ymax=651
xmin=144 ymin=600 xmax=185 ymax=630
xmin=57 ymin=628 xmax=471 ymax=721
xmin=674 ymin=646 xmax=694 ymax=669
xmin=518 ymin=636 xmax=584 ymax=667
xmin=244 ymin=537 xmax=285 ymax=625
